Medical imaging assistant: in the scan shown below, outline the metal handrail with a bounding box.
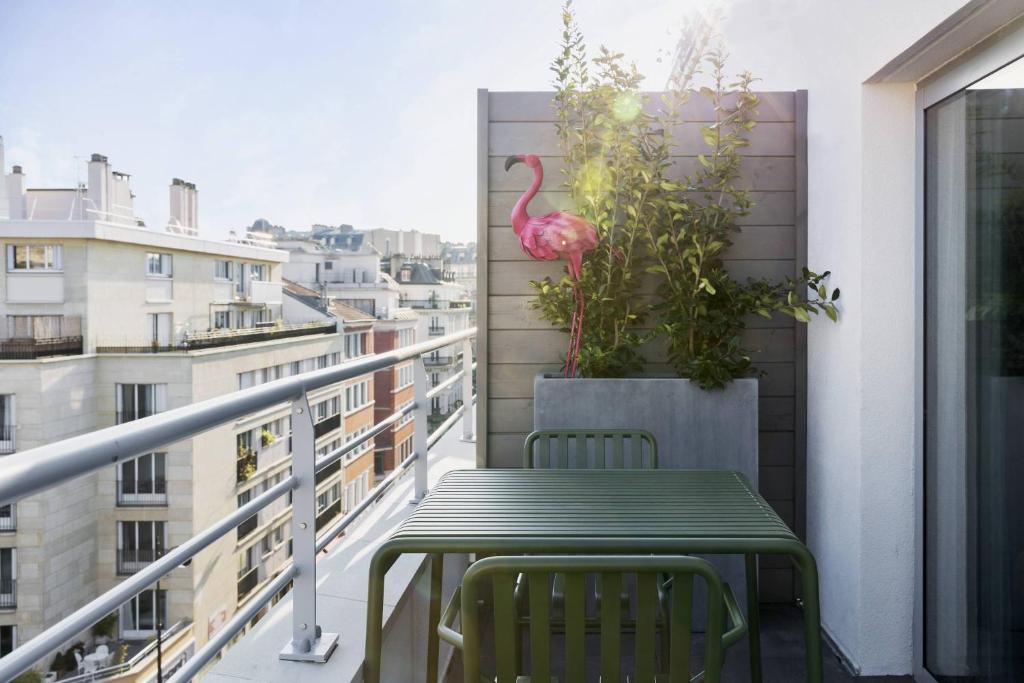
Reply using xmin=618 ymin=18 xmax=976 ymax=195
xmin=0 ymin=328 xmax=474 ymax=506
xmin=0 ymin=327 xmax=476 ymax=682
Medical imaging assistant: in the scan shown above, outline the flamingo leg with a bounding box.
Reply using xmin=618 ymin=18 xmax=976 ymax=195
xmin=565 ymin=285 xmax=579 ymax=377
xmin=572 ymin=289 xmax=586 ymax=377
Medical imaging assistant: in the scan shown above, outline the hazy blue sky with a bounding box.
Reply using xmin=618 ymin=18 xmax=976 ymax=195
xmin=0 ymin=1 xmax=694 ymax=243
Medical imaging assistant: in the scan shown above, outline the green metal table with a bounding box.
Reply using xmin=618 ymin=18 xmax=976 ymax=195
xmin=363 ymin=469 xmax=822 ymax=683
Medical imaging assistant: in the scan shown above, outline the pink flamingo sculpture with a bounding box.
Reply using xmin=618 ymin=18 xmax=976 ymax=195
xmin=505 ymin=154 xmax=598 ymax=377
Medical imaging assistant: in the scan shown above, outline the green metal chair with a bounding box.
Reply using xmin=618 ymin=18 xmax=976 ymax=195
xmin=523 ymin=429 xmax=658 ymax=470
xmin=521 ymin=429 xmax=660 ymax=614
xmin=439 ymin=555 xmax=747 ymax=683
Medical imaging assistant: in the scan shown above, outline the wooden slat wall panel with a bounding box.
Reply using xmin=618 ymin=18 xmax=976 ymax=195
xmin=477 ymin=90 xmax=807 ymax=603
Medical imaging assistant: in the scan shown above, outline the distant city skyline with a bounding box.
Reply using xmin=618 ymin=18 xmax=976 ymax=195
xmin=0 ymin=0 xmax=692 ymax=244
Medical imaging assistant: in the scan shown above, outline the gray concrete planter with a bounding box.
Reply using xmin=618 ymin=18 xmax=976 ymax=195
xmin=533 ymin=374 xmax=759 ymax=625
xmin=533 ymin=375 xmax=758 ymax=481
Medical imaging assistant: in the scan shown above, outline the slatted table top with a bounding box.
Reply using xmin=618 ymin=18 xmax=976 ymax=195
xmin=391 ymin=469 xmax=797 ymax=542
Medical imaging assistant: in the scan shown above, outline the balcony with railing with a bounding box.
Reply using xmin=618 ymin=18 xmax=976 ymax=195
xmin=116 ymin=548 xmax=165 ymax=576
xmin=0 ymin=315 xmax=84 ymax=359
xmin=0 ymin=426 xmax=14 ymax=455
xmin=423 ymin=354 xmax=454 ymax=367
xmin=0 ymin=579 xmax=14 ymax=609
xmin=0 ymin=505 xmax=14 ymax=532
xmin=313 ymin=413 xmax=342 ymax=439
xmin=116 ymin=479 xmax=167 ymax=507
xmin=95 ymin=320 xmax=336 ymax=354
xmin=237 ymin=567 xmax=259 ymax=601
xmin=0 ymin=328 xmax=478 ymax=683
xmin=428 ymin=325 xmax=445 ymax=336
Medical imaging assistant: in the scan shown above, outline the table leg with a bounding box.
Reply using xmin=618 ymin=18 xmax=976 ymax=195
xmin=364 ymin=547 xmax=399 ymax=683
xmin=745 ymin=553 xmax=763 ymax=683
xmin=427 ymin=553 xmax=443 ymax=683
xmin=792 ymin=547 xmax=823 ymax=683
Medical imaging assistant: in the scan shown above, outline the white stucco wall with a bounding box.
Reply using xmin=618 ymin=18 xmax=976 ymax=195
xmin=718 ymin=0 xmax=969 ymax=674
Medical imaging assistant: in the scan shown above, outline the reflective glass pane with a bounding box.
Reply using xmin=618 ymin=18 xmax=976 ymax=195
xmin=925 ymin=55 xmax=1024 ymax=680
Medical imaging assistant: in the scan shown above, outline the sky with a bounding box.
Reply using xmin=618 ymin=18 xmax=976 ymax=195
xmin=0 ymin=0 xmax=702 ymax=244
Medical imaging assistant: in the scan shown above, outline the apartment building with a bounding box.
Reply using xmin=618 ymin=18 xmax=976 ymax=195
xmin=442 ymin=242 xmax=477 ymax=323
xmin=394 ymin=262 xmax=471 ymax=424
xmin=278 ymin=239 xmax=402 ymax=319
xmin=371 ymin=314 xmax=418 ymax=481
xmin=0 ymin=141 xmax=376 ymax=677
xmin=362 ymin=227 xmax=441 ymax=258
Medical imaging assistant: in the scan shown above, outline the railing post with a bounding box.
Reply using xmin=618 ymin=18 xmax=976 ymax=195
xmin=461 ymin=339 xmax=474 ymax=442
xmin=411 ymin=356 xmax=430 ymax=503
xmin=280 ymin=392 xmax=338 ymax=663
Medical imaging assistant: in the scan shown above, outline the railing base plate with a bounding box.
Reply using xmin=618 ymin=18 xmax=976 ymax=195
xmin=279 ymin=632 xmax=339 ymax=663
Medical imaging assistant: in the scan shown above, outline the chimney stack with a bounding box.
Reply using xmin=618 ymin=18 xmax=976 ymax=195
xmin=5 ymin=161 xmax=26 ymax=220
xmin=169 ymin=178 xmax=198 ymax=234
xmin=87 ymin=153 xmax=109 ymax=218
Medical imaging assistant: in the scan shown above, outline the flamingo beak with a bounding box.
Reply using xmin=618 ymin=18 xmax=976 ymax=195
xmin=504 ymin=155 xmax=524 ymax=172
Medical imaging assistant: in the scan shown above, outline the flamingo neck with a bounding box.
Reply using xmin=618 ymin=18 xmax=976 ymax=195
xmin=511 ymin=162 xmax=542 ymax=235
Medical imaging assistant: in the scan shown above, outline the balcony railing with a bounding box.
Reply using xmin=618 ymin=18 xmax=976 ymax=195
xmin=55 ymin=620 xmax=191 ymax=683
xmin=0 ymin=426 xmax=14 ymax=455
xmin=423 ymin=354 xmax=454 ymax=366
xmin=399 ymin=298 xmax=472 ymax=310
xmin=95 ymin=320 xmax=336 ymax=354
xmin=0 ymin=336 xmax=83 ymax=359
xmin=116 ymin=410 xmax=158 ymax=425
xmin=237 ymin=567 xmax=259 ymax=601
xmin=315 ymin=500 xmax=342 ymax=532
xmin=116 ymin=479 xmax=167 ymax=506
xmin=0 ymin=579 xmax=14 ymax=609
xmin=237 ymin=514 xmax=258 ymax=541
xmin=313 ymin=413 xmax=341 ymax=439
xmin=0 ymin=326 xmax=476 ymax=682
xmin=428 ymin=325 xmax=445 ymax=336
xmin=116 ymin=548 xmax=166 ymax=576
xmin=0 ymin=505 xmax=14 ymax=532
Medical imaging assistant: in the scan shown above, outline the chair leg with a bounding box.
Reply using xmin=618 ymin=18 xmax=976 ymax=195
xmin=745 ymin=553 xmax=763 ymax=683
xmin=427 ymin=553 xmax=443 ymax=683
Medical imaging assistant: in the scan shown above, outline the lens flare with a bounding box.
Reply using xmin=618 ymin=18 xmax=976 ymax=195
xmin=611 ymin=91 xmax=642 ymax=122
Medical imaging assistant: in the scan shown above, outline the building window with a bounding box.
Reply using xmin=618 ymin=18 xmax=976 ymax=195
xmin=237 ymin=431 xmax=257 ymax=484
xmin=0 ymin=395 xmax=14 ymax=454
xmin=120 ymin=589 xmax=166 ymax=636
xmin=6 ymin=314 xmax=73 ymax=339
xmin=148 ymin=312 xmax=172 ymax=345
xmin=398 ymin=328 xmax=415 ymax=347
xmin=6 ymin=244 xmax=62 ymax=272
xmin=118 ymin=453 xmax=167 ymax=506
xmin=146 ymin=252 xmax=173 ymax=277
xmin=0 ymin=625 xmax=16 ymax=657
xmin=344 ymin=332 xmax=367 ymax=359
xmin=396 ymin=362 xmax=414 ymax=389
xmin=0 ymin=548 xmax=15 ymax=609
xmin=117 ymin=521 xmax=166 ymax=575
xmin=0 ymin=505 xmax=14 ymax=532
xmin=214 ymin=311 xmax=231 ymax=329
xmin=116 ymin=384 xmax=166 ymax=423
xmin=250 ymin=263 xmax=268 ymax=281
xmin=345 ymin=380 xmax=370 ymax=412
xmin=215 ymin=260 xmax=233 ymax=280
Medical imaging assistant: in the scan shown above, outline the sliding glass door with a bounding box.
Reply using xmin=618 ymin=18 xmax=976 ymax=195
xmin=925 ymin=55 xmax=1024 ymax=681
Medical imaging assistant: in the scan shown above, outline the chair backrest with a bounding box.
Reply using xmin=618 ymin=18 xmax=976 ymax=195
xmin=522 ymin=429 xmax=657 ymax=469
xmin=460 ymin=555 xmax=726 ymax=683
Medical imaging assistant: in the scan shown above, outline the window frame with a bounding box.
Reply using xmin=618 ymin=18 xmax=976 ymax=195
xmin=6 ymin=244 xmax=63 ymax=272
xmin=146 ymin=252 xmax=173 ymax=278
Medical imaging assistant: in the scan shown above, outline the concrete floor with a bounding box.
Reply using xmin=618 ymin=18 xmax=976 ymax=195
xmin=445 ymin=605 xmax=913 ymax=682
